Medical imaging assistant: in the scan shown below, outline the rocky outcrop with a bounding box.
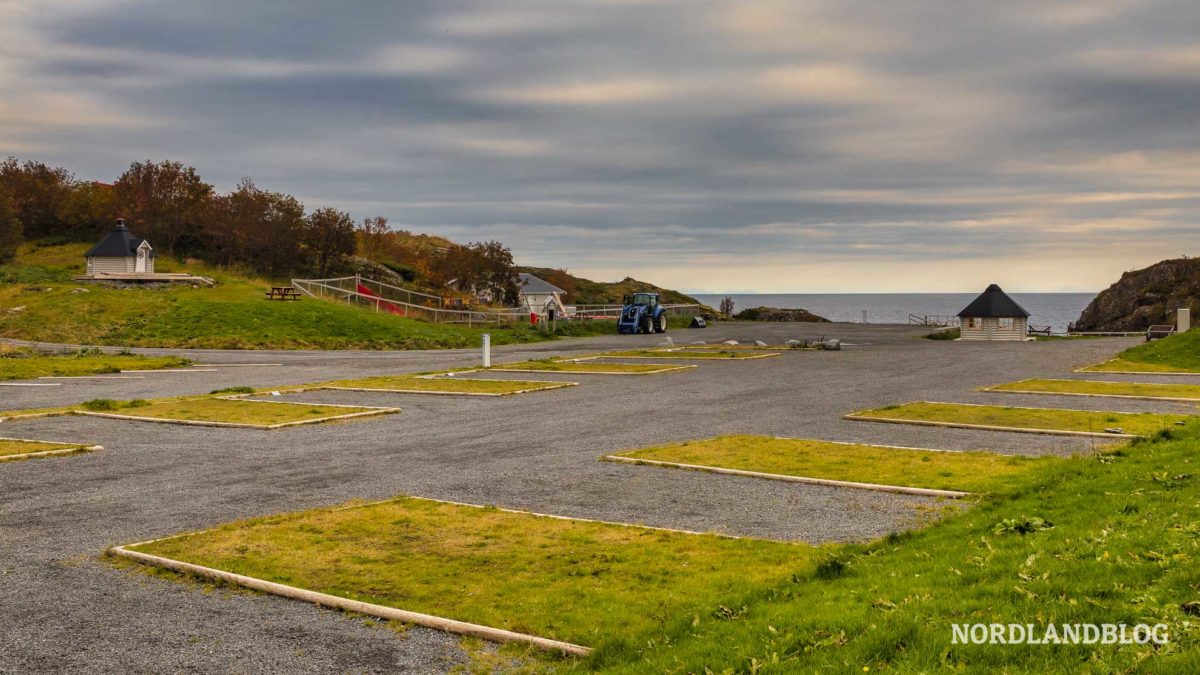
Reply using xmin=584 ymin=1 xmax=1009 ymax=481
xmin=732 ymin=306 xmax=829 ymax=322
xmin=1073 ymin=258 xmax=1200 ymax=332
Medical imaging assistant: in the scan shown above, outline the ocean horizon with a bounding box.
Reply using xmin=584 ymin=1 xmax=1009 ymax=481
xmin=692 ymin=293 xmax=1096 ymax=333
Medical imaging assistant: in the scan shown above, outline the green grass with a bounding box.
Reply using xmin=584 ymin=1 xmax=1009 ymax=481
xmin=320 ymin=374 xmax=573 ymax=395
xmin=0 ymin=346 xmax=190 ymax=380
xmin=591 ymin=349 xmax=777 ymax=360
xmin=491 ymin=359 xmax=692 ymax=374
xmin=125 ymin=496 xmax=815 ymax=655
xmin=0 ymin=243 xmax=588 ymax=350
xmin=989 ymin=378 xmax=1200 ymax=401
xmin=924 ymin=327 xmax=960 ymax=340
xmin=1087 ymin=329 xmax=1200 ymax=373
xmin=79 ymin=397 xmax=383 ymax=426
xmin=610 ymin=427 xmax=1200 ymax=673
xmin=611 ymin=435 xmax=1057 ymax=493
xmin=0 ymin=438 xmax=89 ymax=458
xmin=849 ymin=401 xmax=1191 ymax=437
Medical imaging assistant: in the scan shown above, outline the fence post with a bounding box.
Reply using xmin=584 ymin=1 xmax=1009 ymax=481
xmin=482 ymin=333 xmax=491 ymax=368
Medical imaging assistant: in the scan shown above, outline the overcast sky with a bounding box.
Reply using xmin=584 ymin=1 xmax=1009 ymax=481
xmin=2 ymin=0 xmax=1198 ymax=292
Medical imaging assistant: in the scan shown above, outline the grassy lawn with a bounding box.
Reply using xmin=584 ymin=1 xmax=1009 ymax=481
xmin=989 ymin=378 xmax=1200 ymax=401
xmin=1081 ymin=330 xmax=1200 ymax=373
xmin=320 ymin=374 xmax=574 ymax=395
xmin=591 ymin=349 xmax=778 ymax=360
xmin=491 ymin=359 xmax=693 ymax=374
xmin=848 ymin=402 xmax=1191 ymax=437
xmin=0 ymin=346 xmax=190 ymax=380
xmin=0 ymin=243 xmax=580 ymax=350
xmin=609 ymin=435 xmax=1057 ymax=493
xmin=0 ymin=438 xmax=91 ymax=459
xmin=79 ymin=397 xmax=387 ymax=427
xmin=123 ymin=496 xmax=813 ymax=657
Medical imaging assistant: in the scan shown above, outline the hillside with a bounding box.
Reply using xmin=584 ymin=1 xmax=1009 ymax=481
xmin=1073 ymin=257 xmax=1200 ymax=331
xmin=0 ymin=243 xmax=596 ymax=350
xmin=520 ymin=266 xmax=704 ymax=306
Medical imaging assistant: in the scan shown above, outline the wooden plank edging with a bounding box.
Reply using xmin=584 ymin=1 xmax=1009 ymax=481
xmin=843 ymin=413 xmax=1139 ymax=438
xmin=0 ymin=440 xmax=103 ymax=462
xmin=602 ymin=455 xmax=969 ymax=498
xmin=107 ymin=545 xmax=592 ymax=657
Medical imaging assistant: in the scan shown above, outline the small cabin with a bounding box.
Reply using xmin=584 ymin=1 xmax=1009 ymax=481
xmin=84 ymin=219 xmax=155 ymax=275
xmin=957 ymin=284 xmax=1029 ymax=341
xmin=517 ymin=273 xmax=566 ymax=317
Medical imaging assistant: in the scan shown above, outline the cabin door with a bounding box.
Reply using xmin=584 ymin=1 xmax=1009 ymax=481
xmin=135 ymin=249 xmax=147 ymax=273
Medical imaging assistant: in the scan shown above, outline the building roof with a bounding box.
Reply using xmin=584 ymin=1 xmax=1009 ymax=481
xmin=85 ymin=219 xmax=150 ymax=258
xmin=957 ymin=284 xmax=1030 ymax=318
xmin=517 ymin=272 xmax=564 ymax=295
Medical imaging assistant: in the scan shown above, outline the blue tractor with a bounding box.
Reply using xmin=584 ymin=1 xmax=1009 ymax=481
xmin=617 ymin=292 xmax=668 ymax=334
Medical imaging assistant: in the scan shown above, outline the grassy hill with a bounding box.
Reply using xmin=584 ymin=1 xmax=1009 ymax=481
xmin=521 ymin=266 xmax=704 ymax=306
xmin=0 ymin=243 xmax=601 ymax=350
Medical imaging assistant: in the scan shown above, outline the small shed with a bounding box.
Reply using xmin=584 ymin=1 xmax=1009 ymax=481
xmin=957 ymin=284 xmax=1029 ymax=341
xmin=517 ymin=273 xmax=566 ymax=317
xmin=85 ymin=219 xmax=154 ymax=275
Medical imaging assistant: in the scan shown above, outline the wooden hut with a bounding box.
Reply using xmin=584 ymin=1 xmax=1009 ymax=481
xmin=84 ymin=219 xmax=154 ymax=275
xmin=957 ymin=284 xmax=1029 ymax=341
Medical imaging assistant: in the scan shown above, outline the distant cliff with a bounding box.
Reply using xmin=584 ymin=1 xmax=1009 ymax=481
xmin=733 ymin=306 xmax=830 ymax=322
xmin=1073 ymin=258 xmax=1200 ymax=331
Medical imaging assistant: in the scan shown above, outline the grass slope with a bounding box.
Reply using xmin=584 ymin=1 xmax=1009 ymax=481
xmin=613 ymin=428 xmax=1200 ymax=673
xmin=1088 ymin=330 xmax=1200 ymax=373
xmin=0 ymin=243 xmax=596 ymax=349
xmin=990 ymin=378 xmax=1200 ymax=401
xmin=127 ymin=497 xmax=813 ymax=655
xmin=0 ymin=347 xmax=189 ymax=380
xmin=850 ymin=402 xmax=1190 ymax=436
xmin=612 ymin=435 xmax=1057 ymax=493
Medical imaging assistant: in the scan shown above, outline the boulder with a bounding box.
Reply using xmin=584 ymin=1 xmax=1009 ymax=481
xmin=733 ymin=306 xmax=830 ymax=322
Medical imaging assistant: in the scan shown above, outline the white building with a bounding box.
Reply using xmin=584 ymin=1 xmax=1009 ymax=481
xmin=957 ymin=284 xmax=1029 ymax=341
xmin=84 ymin=219 xmax=155 ymax=275
xmin=517 ymin=273 xmax=567 ymax=317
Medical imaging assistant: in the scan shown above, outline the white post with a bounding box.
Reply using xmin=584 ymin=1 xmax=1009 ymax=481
xmin=481 ymin=333 xmax=491 ymax=368
xmin=1178 ymin=308 xmax=1191 ymax=332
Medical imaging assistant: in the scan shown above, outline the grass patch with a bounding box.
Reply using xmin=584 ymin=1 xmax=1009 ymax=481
xmin=80 ymin=397 xmax=384 ymax=427
xmin=0 ymin=438 xmax=90 ymax=459
xmin=989 ymin=378 xmax=1200 ymax=401
xmin=0 ymin=346 xmax=190 ymax=380
xmin=610 ymin=435 xmax=1057 ymax=493
xmin=123 ymin=496 xmax=814 ymax=655
xmin=924 ymin=327 xmax=960 ymax=340
xmin=321 ymin=375 xmax=573 ymax=395
xmin=590 ymin=349 xmax=777 ymax=360
xmin=1090 ymin=329 xmax=1200 ymax=373
xmin=491 ymin=359 xmax=692 ymax=374
xmin=849 ymin=401 xmax=1191 ymax=437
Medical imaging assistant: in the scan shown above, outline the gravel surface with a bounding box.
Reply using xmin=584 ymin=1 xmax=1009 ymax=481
xmin=0 ymin=325 xmax=1154 ymax=672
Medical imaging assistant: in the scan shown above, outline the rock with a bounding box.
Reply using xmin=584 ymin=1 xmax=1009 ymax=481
xmin=722 ymin=340 xmax=739 ymax=345
xmin=69 ymin=287 xmax=89 ymax=294
xmin=1073 ymin=257 xmax=1200 ymax=332
xmin=733 ymin=306 xmax=830 ymax=322
xmin=690 ymin=341 xmax=706 ymax=345
xmin=819 ymin=338 xmax=841 ymax=351
xmin=754 ymin=340 xmax=768 ymax=347
xmin=5 ymin=306 xmax=25 ymax=314
xmin=657 ymin=337 xmax=674 ymax=347
xmin=785 ymin=339 xmax=803 ymax=348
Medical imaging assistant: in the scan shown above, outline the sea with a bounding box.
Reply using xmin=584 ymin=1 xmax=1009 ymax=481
xmin=692 ymin=293 xmax=1096 ymax=333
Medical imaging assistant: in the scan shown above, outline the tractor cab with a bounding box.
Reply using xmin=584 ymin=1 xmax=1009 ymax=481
xmin=618 ymin=292 xmax=668 ymax=334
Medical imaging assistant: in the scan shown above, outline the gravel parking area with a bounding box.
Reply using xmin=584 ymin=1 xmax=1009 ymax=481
xmin=0 ymin=326 xmax=1149 ymax=672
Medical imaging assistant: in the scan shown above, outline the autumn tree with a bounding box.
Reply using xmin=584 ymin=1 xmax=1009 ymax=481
xmin=58 ymin=181 xmax=117 ymax=240
xmin=115 ymin=160 xmax=213 ymax=256
xmin=356 ymin=216 xmax=391 ymax=262
xmin=304 ymin=207 xmax=356 ymax=276
xmin=719 ymin=296 xmax=735 ymax=318
xmin=0 ymin=186 xmax=21 ymax=263
xmin=542 ymin=269 xmax=578 ymax=303
xmin=0 ymin=157 xmax=75 ymax=239
xmin=431 ymin=241 xmax=519 ymax=304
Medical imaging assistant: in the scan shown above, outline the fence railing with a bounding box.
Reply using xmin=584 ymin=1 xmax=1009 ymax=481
xmin=908 ymin=314 xmax=961 ymax=327
xmin=291 ymin=276 xmax=528 ymax=326
xmin=572 ymin=304 xmax=701 ymax=318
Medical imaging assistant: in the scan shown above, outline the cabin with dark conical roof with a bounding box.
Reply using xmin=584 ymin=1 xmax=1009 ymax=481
xmin=957 ymin=284 xmax=1030 ymax=341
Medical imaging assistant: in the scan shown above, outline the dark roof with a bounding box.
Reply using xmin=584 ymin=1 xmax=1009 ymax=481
xmin=957 ymin=284 xmax=1030 ymax=318
xmin=517 ymin=273 xmax=564 ymax=295
xmin=85 ymin=220 xmax=149 ymax=258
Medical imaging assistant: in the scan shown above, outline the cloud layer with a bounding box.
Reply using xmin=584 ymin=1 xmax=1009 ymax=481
xmin=2 ymin=0 xmax=1198 ymax=292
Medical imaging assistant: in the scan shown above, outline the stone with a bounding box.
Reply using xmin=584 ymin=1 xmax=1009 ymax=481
xmin=754 ymin=340 xmax=768 ymax=347
xmin=722 ymin=340 xmax=739 ymax=345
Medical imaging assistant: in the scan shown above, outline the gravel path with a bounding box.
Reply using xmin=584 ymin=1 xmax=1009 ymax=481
xmin=0 ymin=325 xmax=1152 ymax=672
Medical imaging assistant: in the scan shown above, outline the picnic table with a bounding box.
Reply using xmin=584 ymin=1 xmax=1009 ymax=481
xmin=1027 ymin=324 xmax=1052 ymax=337
xmin=265 ymin=286 xmax=301 ymax=301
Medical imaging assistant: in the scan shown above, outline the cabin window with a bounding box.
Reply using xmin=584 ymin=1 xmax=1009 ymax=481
xmin=967 ymin=317 xmax=981 ymax=328
xmin=999 ymin=317 xmax=1014 ymax=329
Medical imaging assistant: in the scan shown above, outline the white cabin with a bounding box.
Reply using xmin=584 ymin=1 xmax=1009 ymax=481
xmin=517 ymin=273 xmax=566 ymax=317
xmin=85 ymin=219 xmax=155 ymax=275
xmin=957 ymin=284 xmax=1029 ymax=341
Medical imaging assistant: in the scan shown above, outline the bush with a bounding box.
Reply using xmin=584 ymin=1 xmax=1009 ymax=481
xmin=81 ymin=398 xmax=119 ymax=411
xmin=210 ymin=386 xmax=254 ymax=395
xmin=924 ymin=327 xmax=960 ymax=340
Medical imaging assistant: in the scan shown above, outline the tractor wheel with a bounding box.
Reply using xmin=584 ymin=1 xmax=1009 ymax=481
xmin=655 ymin=313 xmax=668 ymax=333
xmin=639 ymin=315 xmax=652 ymax=334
